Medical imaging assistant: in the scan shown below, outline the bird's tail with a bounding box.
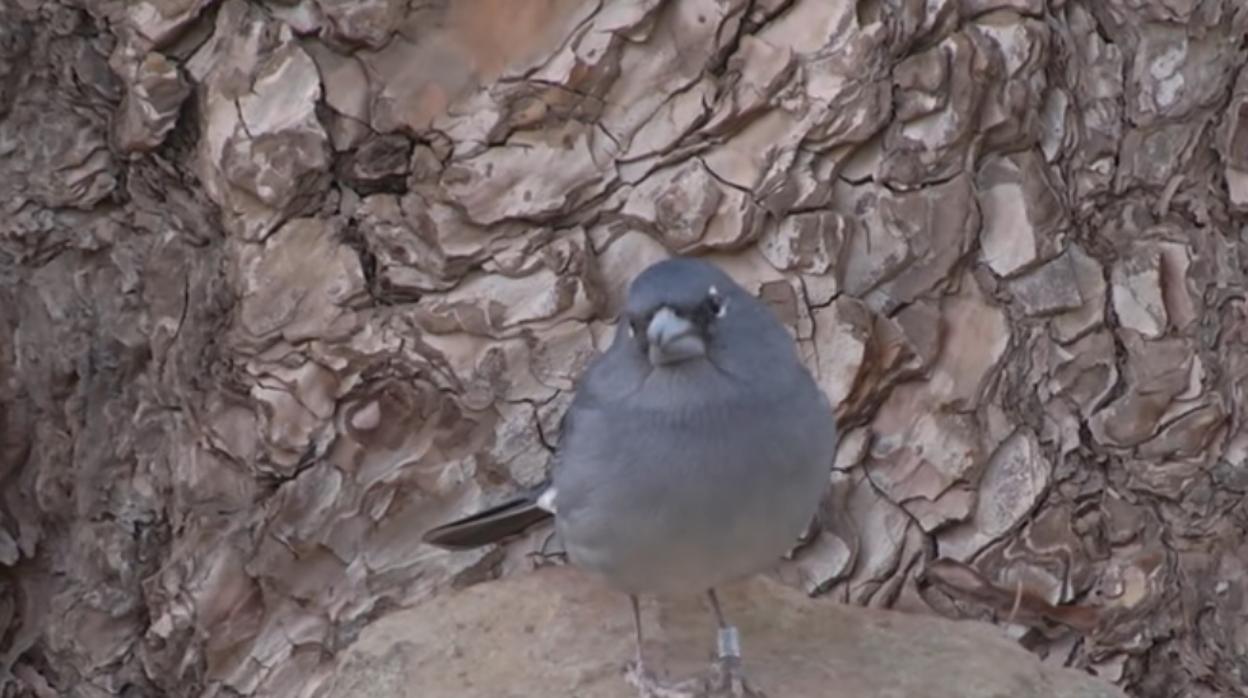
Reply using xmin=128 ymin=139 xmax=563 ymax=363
xmin=421 ymin=491 xmax=553 ymax=550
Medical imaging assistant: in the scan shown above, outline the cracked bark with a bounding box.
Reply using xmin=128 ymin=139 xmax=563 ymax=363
xmin=1 ymin=0 xmax=1246 ymax=696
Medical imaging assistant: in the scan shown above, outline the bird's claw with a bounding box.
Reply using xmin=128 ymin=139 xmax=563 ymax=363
xmin=525 ymin=531 xmax=567 ymax=568
xmin=706 ymin=655 xmax=765 ymax=698
xmin=624 ymin=656 xmax=765 ymax=698
xmin=624 ymin=660 xmax=702 ymax=698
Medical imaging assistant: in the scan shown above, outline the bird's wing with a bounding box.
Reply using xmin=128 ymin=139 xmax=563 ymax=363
xmin=420 ymin=482 xmax=553 ymax=550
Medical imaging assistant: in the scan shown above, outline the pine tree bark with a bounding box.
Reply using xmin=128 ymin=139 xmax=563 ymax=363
xmin=1 ymin=1 xmax=1246 ymax=696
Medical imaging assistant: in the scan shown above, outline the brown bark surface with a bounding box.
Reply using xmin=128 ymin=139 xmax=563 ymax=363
xmin=1 ymin=1 xmax=1246 ymax=696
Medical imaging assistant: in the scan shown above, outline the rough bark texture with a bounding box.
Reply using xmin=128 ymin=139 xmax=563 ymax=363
xmin=1 ymin=0 xmax=1247 ymax=696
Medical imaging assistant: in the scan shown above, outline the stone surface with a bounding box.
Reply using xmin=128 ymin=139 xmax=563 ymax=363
xmin=327 ymin=566 xmax=1126 ymax=698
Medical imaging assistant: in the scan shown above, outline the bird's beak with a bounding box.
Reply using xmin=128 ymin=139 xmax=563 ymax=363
xmin=646 ymin=307 xmax=705 ymax=366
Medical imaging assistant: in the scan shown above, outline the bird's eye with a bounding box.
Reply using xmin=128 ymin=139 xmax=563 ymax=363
xmin=694 ymin=295 xmax=724 ymax=325
xmin=706 ymin=285 xmax=727 ymax=318
xmin=705 ymin=296 xmax=722 ymax=316
xmin=628 ymin=315 xmax=647 ymax=340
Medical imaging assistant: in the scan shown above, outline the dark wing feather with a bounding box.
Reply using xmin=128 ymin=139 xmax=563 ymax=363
xmin=421 ymin=489 xmax=553 ymax=550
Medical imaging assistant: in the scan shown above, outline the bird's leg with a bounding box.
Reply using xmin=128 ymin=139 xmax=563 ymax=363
xmin=705 ymin=589 xmax=765 ymax=697
xmin=526 ymin=530 xmax=567 ymax=568
xmin=629 ymin=595 xmax=647 ymax=677
xmin=623 ymin=596 xmax=701 ymax=698
xmin=707 ymin=589 xmax=740 ymax=663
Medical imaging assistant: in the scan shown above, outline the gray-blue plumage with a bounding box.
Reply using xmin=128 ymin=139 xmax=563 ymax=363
xmin=422 ymin=256 xmax=837 ymax=693
xmin=550 ymin=258 xmax=836 ymax=595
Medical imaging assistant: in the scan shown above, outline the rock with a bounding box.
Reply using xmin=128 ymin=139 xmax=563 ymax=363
xmin=326 ymin=566 xmax=1126 ymax=698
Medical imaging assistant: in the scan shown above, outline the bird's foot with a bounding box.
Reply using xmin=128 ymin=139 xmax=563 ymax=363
xmin=623 ymin=656 xmax=764 ymax=698
xmin=705 ymin=655 xmax=765 ymax=698
xmin=703 ymin=626 xmax=765 ymax=697
xmin=525 ymin=531 xmax=567 ymax=568
xmin=624 ymin=660 xmax=702 ymax=698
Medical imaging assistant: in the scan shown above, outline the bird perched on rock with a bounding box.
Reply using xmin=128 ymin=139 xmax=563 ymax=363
xmin=423 ymin=257 xmax=838 ymax=697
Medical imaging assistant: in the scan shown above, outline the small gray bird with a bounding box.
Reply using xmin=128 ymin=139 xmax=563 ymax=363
xmin=423 ymin=257 xmax=837 ymax=696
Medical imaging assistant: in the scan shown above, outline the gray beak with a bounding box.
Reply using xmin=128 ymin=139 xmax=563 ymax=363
xmin=646 ymin=307 xmax=706 ymax=366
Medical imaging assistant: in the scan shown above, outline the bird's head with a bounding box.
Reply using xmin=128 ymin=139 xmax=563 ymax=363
xmin=620 ymin=257 xmax=757 ymax=368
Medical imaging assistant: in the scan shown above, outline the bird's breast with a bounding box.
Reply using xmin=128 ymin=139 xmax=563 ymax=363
xmin=551 ymin=393 xmax=834 ymax=595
